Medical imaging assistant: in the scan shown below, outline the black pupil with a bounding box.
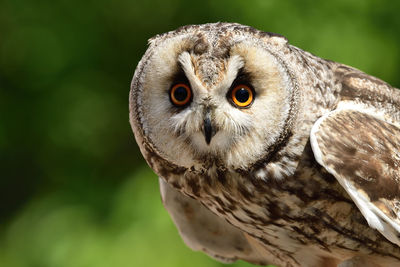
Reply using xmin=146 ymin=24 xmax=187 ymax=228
xmin=174 ymin=86 xmax=188 ymax=102
xmin=235 ymin=88 xmax=250 ymax=103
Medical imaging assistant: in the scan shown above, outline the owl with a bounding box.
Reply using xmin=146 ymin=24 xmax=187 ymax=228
xmin=129 ymin=23 xmax=400 ymax=267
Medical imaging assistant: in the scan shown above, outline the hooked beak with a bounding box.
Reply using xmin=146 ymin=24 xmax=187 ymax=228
xmin=203 ymin=110 xmax=215 ymax=145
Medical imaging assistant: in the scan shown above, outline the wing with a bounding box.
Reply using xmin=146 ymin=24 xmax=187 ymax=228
xmin=310 ymin=108 xmax=400 ymax=246
xmin=159 ymin=178 xmax=271 ymax=265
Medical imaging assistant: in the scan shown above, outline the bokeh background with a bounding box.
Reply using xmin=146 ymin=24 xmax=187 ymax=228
xmin=1 ymin=0 xmax=399 ymax=266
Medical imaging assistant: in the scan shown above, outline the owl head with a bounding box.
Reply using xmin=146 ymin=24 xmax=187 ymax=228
xmin=130 ymin=23 xmax=300 ymax=174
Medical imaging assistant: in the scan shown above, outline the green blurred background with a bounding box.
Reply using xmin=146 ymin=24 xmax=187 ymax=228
xmin=0 ymin=0 xmax=399 ymax=266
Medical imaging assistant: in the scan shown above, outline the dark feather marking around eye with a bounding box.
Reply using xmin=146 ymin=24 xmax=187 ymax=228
xmin=170 ymin=66 xmax=190 ymax=87
xmin=231 ymin=68 xmax=253 ymax=89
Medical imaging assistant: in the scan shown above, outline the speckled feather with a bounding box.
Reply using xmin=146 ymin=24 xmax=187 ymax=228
xmin=129 ymin=23 xmax=400 ymax=267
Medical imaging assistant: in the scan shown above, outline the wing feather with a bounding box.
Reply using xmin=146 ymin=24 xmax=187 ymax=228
xmin=310 ymin=108 xmax=400 ymax=246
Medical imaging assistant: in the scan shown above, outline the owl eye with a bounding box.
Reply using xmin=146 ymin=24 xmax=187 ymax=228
xmin=230 ymin=84 xmax=254 ymax=108
xmin=170 ymin=83 xmax=192 ymax=107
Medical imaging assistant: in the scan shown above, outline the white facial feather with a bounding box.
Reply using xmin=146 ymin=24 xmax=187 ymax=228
xmin=178 ymin=52 xmax=204 ymax=93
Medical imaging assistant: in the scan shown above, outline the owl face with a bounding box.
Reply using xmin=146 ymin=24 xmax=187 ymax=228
xmin=131 ymin=24 xmax=297 ymax=170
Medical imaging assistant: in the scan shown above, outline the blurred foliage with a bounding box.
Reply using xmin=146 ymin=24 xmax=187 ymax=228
xmin=0 ymin=0 xmax=399 ymax=266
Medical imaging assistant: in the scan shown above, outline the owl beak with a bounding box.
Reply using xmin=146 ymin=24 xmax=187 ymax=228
xmin=203 ymin=111 xmax=215 ymax=145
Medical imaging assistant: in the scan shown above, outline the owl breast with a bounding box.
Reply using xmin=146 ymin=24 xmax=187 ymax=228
xmin=170 ymin=144 xmax=399 ymax=267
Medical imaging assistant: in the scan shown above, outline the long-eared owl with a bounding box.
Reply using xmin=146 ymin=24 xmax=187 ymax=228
xmin=129 ymin=23 xmax=400 ymax=267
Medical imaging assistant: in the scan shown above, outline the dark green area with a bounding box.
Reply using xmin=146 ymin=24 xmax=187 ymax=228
xmin=0 ymin=0 xmax=399 ymax=266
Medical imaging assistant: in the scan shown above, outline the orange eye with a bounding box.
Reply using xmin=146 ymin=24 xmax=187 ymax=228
xmin=230 ymin=84 xmax=254 ymax=108
xmin=170 ymin=83 xmax=192 ymax=107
